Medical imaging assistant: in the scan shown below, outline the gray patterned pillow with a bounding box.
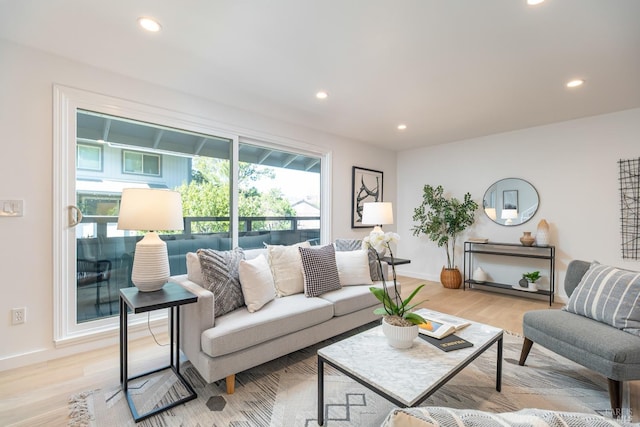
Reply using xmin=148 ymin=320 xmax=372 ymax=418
xmin=299 ymin=245 xmax=341 ymax=297
xmin=197 ymin=248 xmax=245 ymax=318
xmin=564 ymin=262 xmax=640 ymax=335
xmin=334 ymin=238 xmax=384 ymax=281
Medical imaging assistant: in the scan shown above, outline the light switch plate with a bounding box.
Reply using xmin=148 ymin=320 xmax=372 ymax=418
xmin=0 ymin=200 xmax=24 ymax=217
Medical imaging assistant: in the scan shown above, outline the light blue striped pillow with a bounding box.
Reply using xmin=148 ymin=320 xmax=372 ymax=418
xmin=564 ymin=262 xmax=640 ymax=336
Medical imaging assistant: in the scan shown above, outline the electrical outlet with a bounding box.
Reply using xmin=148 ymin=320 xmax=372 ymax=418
xmin=11 ymin=307 xmax=26 ymax=325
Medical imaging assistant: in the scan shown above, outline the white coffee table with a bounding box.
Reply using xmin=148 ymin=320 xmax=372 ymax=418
xmin=317 ymin=314 xmax=503 ymax=426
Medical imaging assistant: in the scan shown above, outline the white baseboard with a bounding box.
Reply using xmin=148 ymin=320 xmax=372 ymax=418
xmin=0 ymin=317 xmax=168 ymax=372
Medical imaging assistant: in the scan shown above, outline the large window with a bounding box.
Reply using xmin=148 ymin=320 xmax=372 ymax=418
xmin=53 ymin=86 xmax=329 ymax=342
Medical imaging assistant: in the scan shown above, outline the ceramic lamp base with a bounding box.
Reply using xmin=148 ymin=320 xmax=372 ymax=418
xmin=131 ymin=231 xmax=170 ymax=292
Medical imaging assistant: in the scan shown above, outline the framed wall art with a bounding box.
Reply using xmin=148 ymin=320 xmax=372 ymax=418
xmin=351 ymin=166 xmax=383 ymax=228
xmin=503 ymin=189 xmax=518 ymax=211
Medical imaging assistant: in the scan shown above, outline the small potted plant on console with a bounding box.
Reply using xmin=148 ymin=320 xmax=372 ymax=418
xmin=519 ymin=271 xmax=541 ymax=291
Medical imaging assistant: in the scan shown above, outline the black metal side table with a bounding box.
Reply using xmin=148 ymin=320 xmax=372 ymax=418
xmin=119 ymin=282 xmax=198 ymax=422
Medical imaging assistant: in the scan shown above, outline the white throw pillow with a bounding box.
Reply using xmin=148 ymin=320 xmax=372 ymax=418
xmin=239 ymin=254 xmax=276 ymax=312
xmin=335 ymin=250 xmax=374 ymax=286
xmin=267 ymin=241 xmax=311 ymax=296
xmin=186 ymin=251 xmax=205 ymax=287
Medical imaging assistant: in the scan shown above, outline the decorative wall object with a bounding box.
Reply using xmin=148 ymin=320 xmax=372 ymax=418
xmin=351 ymin=166 xmax=383 ymax=228
xmin=619 ymin=158 xmax=640 ymax=259
xmin=483 ymin=178 xmax=539 ymax=226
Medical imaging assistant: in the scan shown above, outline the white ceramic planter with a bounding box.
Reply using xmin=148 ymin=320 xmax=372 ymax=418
xmin=382 ymin=317 xmax=419 ymax=349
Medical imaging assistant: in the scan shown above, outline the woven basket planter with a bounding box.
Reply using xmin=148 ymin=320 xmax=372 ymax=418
xmin=440 ymin=267 xmax=462 ymax=289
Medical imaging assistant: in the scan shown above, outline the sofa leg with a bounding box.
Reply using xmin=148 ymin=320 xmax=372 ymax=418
xmin=226 ymin=374 xmax=236 ymax=394
xmin=607 ymin=378 xmax=622 ymax=414
xmin=518 ymin=338 xmax=534 ymax=366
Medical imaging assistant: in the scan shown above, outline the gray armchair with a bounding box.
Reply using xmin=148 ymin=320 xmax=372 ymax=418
xmin=519 ymin=260 xmax=640 ymax=414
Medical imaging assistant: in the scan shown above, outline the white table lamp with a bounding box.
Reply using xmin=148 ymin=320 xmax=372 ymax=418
xmin=362 ymin=202 xmax=393 ymax=232
xmin=117 ymin=188 xmax=184 ymax=292
xmin=501 ymin=209 xmax=518 ymax=226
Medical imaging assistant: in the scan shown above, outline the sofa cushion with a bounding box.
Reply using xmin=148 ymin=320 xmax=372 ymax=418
xmin=563 ymin=262 xmax=640 ymax=336
xmin=317 ymin=283 xmax=382 ymax=316
xmin=198 ymin=248 xmax=245 ymax=318
xmin=299 ymin=244 xmax=342 ymax=297
xmin=267 ymin=241 xmax=311 ymax=297
xmin=239 ymin=254 xmax=275 ymax=312
xmin=522 ymin=309 xmax=640 ymax=380
xmin=200 ymin=294 xmax=333 ymax=357
xmin=335 ymin=250 xmax=374 ymax=286
xmin=335 ymin=238 xmax=384 ymax=281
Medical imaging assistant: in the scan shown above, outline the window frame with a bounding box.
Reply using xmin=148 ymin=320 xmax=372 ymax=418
xmin=53 ymin=85 xmax=331 ymax=345
xmin=77 ymin=143 xmax=103 ymax=171
xmin=122 ymin=150 xmax=161 ymax=176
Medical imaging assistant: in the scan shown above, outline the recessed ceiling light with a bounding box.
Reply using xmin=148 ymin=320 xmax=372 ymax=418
xmin=316 ymin=91 xmax=328 ymax=100
xmin=397 ymin=124 xmax=407 ymax=131
xmin=138 ymin=17 xmax=162 ymax=32
xmin=526 ymin=0 xmax=545 ymax=5
xmin=566 ymin=79 xmax=585 ymax=88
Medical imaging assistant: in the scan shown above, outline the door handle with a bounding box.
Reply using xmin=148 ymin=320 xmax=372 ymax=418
xmin=69 ymin=205 xmax=83 ymax=227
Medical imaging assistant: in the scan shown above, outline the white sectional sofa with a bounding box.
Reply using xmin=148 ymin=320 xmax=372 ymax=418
xmin=170 ymin=245 xmax=393 ymax=393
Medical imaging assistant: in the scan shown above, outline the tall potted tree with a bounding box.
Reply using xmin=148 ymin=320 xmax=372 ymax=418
xmin=411 ymin=185 xmax=478 ymax=288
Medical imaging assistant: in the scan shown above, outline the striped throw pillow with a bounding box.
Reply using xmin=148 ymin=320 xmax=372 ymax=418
xmin=563 ymin=262 xmax=640 ymax=336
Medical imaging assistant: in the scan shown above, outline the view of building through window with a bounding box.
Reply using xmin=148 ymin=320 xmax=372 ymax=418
xmin=75 ymin=110 xmax=321 ymax=323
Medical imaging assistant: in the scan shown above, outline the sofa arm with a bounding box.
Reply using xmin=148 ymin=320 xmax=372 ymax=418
xmin=169 ymin=275 xmax=215 ymax=358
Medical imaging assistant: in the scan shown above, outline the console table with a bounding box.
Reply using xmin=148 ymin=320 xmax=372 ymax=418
xmin=119 ymin=282 xmax=198 ymax=422
xmin=463 ymin=241 xmax=555 ymax=306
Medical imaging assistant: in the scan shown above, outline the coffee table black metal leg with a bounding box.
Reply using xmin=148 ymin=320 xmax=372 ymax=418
xmin=318 ymin=356 xmax=324 ymax=426
xmin=496 ymin=335 xmax=503 ymax=392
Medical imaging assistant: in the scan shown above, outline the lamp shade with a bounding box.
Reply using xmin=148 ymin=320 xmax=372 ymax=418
xmin=117 ymin=188 xmax=183 ymax=292
xmin=117 ymin=188 xmax=184 ymax=231
xmin=362 ymin=202 xmax=394 ymax=226
xmin=500 ymin=209 xmax=518 ymax=220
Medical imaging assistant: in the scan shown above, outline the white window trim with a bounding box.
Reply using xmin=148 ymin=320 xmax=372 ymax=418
xmin=53 ymin=85 xmax=331 ymax=345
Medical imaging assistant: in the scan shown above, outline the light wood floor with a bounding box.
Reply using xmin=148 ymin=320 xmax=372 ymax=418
xmin=0 ymin=277 xmax=635 ymax=425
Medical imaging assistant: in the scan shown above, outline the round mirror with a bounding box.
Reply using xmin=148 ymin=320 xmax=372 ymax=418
xmin=483 ymin=178 xmax=539 ymax=226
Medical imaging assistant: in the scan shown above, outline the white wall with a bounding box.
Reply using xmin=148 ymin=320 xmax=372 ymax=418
xmin=0 ymin=39 xmax=397 ymax=370
xmin=396 ymin=108 xmax=640 ymax=300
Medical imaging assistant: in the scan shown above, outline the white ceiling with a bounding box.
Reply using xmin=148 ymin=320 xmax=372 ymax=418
xmin=1 ymin=0 xmax=639 ymax=151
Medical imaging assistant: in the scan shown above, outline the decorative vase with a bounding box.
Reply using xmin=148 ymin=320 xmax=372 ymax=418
xmin=440 ymin=267 xmax=462 ymax=289
xmin=536 ymin=219 xmax=550 ymax=246
xmin=382 ymin=317 xmax=419 ymax=349
xmin=520 ymin=232 xmax=535 ymax=246
xmin=473 ymin=267 xmax=487 ymax=283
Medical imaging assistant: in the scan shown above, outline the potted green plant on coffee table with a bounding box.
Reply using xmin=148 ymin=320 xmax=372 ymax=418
xmin=363 ymin=230 xmax=426 ymax=348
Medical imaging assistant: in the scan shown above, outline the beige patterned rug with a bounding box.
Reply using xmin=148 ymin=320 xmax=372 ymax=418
xmin=68 ymin=325 xmax=625 ymax=426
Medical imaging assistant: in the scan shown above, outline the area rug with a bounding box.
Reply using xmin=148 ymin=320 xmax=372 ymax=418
xmin=69 ymin=326 xmax=621 ymax=426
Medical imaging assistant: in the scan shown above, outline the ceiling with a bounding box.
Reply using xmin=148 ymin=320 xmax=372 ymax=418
xmin=1 ymin=0 xmax=639 ymax=151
